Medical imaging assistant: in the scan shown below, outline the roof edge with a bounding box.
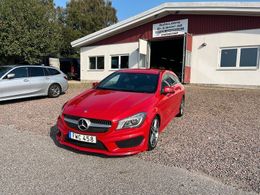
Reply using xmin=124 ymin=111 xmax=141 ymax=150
xmin=71 ymin=2 xmax=260 ymax=48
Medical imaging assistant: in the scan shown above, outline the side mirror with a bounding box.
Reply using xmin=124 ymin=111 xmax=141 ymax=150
xmin=92 ymin=82 xmax=99 ymax=88
xmin=162 ymin=86 xmax=175 ymax=94
xmin=7 ymin=73 xmax=15 ymax=79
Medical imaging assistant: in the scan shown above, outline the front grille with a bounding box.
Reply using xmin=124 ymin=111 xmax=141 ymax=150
xmin=65 ymin=136 xmax=107 ymax=151
xmin=64 ymin=114 xmax=111 ymax=133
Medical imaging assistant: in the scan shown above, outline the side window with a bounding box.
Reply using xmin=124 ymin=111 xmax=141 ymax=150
xmin=43 ymin=68 xmax=50 ymax=76
xmin=169 ymin=74 xmax=180 ymax=84
xmin=161 ymin=73 xmax=178 ymax=91
xmin=161 ymin=74 xmax=171 ymax=90
xmin=46 ymin=68 xmax=60 ymax=76
xmin=8 ymin=67 xmax=28 ymax=79
xmin=28 ymin=67 xmax=44 ymax=77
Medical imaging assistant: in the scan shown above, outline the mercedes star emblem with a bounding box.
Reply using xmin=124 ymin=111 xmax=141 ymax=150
xmin=78 ymin=118 xmax=91 ymax=131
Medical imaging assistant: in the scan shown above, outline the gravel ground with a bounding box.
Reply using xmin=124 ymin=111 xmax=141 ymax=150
xmin=0 ymin=84 xmax=259 ymax=193
xmin=1 ymin=125 xmax=251 ymax=195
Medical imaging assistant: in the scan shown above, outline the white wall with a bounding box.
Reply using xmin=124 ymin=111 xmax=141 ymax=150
xmin=80 ymin=42 xmax=139 ymax=81
xmin=191 ymin=28 xmax=260 ymax=86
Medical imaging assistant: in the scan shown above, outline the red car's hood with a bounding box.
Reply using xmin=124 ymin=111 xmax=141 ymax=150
xmin=64 ymin=89 xmax=155 ymax=120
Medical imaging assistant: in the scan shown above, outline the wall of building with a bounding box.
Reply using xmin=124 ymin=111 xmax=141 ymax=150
xmin=191 ymin=28 xmax=260 ymax=86
xmin=90 ymin=14 xmax=260 ymax=46
xmin=80 ymin=42 xmax=139 ymax=81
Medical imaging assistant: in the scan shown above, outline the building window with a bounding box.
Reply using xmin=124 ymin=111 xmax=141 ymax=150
xmin=219 ymin=47 xmax=259 ymax=69
xmin=220 ymin=49 xmax=237 ymax=68
xmin=240 ymin=48 xmax=258 ymax=67
xmin=111 ymin=55 xmax=129 ymax=69
xmin=89 ymin=56 xmax=104 ymax=70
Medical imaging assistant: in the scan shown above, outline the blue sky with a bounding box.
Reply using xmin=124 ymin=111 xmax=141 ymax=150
xmin=54 ymin=0 xmax=260 ymax=21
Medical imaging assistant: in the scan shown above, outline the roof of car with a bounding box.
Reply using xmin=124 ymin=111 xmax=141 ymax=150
xmin=0 ymin=65 xmax=55 ymax=69
xmin=118 ymin=69 xmax=163 ymax=74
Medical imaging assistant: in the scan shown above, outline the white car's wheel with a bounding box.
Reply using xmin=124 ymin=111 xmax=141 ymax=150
xmin=48 ymin=84 xmax=61 ymax=98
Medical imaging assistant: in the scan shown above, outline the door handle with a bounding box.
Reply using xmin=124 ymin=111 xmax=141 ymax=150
xmin=24 ymin=79 xmax=29 ymax=82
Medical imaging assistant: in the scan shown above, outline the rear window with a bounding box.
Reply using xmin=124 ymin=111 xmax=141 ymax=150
xmin=44 ymin=68 xmax=60 ymax=76
xmin=28 ymin=67 xmax=44 ymax=77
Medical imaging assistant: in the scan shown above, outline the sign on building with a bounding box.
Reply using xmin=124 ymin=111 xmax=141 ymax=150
xmin=153 ymin=19 xmax=188 ymax=38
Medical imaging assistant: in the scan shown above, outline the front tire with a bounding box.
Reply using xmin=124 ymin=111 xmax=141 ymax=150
xmin=48 ymin=84 xmax=61 ymax=98
xmin=148 ymin=116 xmax=160 ymax=151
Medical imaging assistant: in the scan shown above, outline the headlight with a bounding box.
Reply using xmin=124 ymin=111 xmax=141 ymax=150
xmin=117 ymin=112 xmax=146 ymax=130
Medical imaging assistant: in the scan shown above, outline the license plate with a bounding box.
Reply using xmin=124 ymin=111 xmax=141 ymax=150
xmin=69 ymin=132 xmax=97 ymax=144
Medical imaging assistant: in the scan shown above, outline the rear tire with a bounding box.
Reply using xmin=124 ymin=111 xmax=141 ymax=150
xmin=148 ymin=116 xmax=160 ymax=151
xmin=177 ymin=97 xmax=185 ymax=117
xmin=48 ymin=84 xmax=61 ymax=98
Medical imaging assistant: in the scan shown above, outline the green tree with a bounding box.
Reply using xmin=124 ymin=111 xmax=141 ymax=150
xmin=0 ymin=0 xmax=62 ymax=64
xmin=60 ymin=0 xmax=118 ymax=58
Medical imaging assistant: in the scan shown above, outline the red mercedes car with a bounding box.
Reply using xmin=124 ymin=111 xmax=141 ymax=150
xmin=57 ymin=69 xmax=185 ymax=156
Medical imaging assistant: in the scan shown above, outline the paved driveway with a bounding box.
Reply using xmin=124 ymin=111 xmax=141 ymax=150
xmin=0 ymin=125 xmax=253 ymax=195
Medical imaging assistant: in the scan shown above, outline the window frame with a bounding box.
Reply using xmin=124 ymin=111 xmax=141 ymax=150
xmin=161 ymin=73 xmax=178 ymax=92
xmin=218 ymin=46 xmax=260 ymax=70
xmin=110 ymin=54 xmax=129 ymax=70
xmin=4 ymin=67 xmax=28 ymax=79
xmin=28 ymin=67 xmax=45 ymax=78
xmin=89 ymin=56 xmax=105 ymax=70
xmin=44 ymin=67 xmax=61 ymax=76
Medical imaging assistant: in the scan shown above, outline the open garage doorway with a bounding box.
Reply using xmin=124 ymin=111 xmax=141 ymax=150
xmin=150 ymin=37 xmax=184 ymax=82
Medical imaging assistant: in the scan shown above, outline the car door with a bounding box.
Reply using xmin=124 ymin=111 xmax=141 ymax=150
xmin=28 ymin=67 xmax=50 ymax=95
xmin=168 ymin=73 xmax=183 ymax=115
xmin=157 ymin=73 xmax=177 ymax=125
xmin=0 ymin=67 xmax=30 ymax=99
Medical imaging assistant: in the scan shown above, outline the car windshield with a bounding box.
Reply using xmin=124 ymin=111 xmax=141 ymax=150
xmin=97 ymin=72 xmax=159 ymax=93
xmin=0 ymin=66 xmax=12 ymax=78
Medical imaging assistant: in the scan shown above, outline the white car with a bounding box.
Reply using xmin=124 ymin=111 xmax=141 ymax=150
xmin=0 ymin=65 xmax=68 ymax=101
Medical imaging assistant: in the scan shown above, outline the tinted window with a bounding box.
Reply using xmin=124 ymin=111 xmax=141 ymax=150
xmin=97 ymin=72 xmax=159 ymax=93
xmin=161 ymin=74 xmax=176 ymax=90
xmin=45 ymin=68 xmax=60 ymax=76
xmin=240 ymin=48 xmax=258 ymax=67
xmin=0 ymin=67 xmax=12 ymax=78
xmin=28 ymin=67 xmax=44 ymax=77
xmin=171 ymin=74 xmax=180 ymax=83
xmin=9 ymin=67 xmax=28 ymax=78
xmin=220 ymin=49 xmax=237 ymax=67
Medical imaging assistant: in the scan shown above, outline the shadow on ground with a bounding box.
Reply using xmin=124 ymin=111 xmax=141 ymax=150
xmin=0 ymin=93 xmax=66 ymax=105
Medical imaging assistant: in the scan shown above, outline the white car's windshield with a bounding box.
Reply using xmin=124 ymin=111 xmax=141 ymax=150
xmin=0 ymin=67 xmax=12 ymax=78
xmin=97 ymin=72 xmax=159 ymax=93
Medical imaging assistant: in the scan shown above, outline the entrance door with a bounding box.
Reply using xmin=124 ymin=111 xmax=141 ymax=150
xmin=183 ymin=33 xmax=192 ymax=83
xmin=139 ymin=39 xmax=150 ymax=68
xmin=149 ymin=37 xmax=184 ymax=81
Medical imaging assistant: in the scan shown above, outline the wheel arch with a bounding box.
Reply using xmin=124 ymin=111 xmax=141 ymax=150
xmin=48 ymin=82 xmax=62 ymax=91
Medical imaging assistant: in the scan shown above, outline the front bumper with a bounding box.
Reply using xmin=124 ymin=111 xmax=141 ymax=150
xmin=56 ymin=116 xmax=150 ymax=156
